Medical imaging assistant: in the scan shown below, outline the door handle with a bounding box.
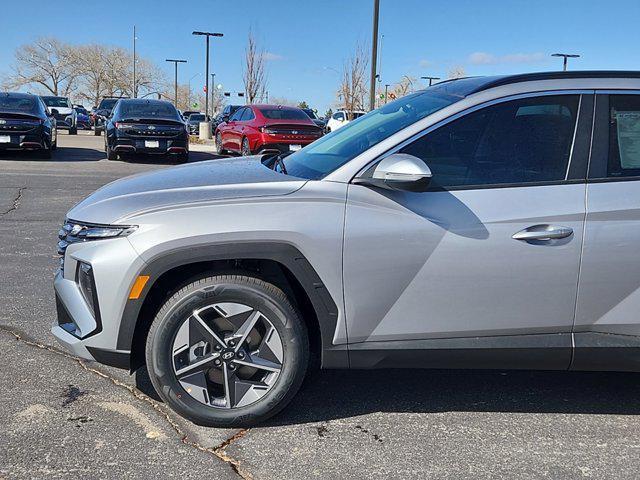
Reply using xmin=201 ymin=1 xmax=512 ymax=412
xmin=512 ymin=224 xmax=573 ymax=241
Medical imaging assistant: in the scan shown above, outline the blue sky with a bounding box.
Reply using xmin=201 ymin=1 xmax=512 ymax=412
xmin=1 ymin=0 xmax=640 ymax=112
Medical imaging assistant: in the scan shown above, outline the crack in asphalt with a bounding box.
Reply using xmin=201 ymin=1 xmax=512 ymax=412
xmin=0 ymin=326 xmax=252 ymax=480
xmin=1 ymin=186 xmax=26 ymax=215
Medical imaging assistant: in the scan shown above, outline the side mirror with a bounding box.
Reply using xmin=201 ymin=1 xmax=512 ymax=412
xmin=354 ymin=153 xmax=432 ymax=192
xmin=50 ymin=108 xmax=59 ymax=116
xmin=222 ymin=115 xmax=229 ymax=122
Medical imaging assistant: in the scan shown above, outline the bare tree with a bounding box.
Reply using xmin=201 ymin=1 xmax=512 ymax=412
xmin=392 ymin=75 xmax=416 ymax=99
xmin=447 ymin=66 xmax=467 ymax=79
xmin=243 ymin=31 xmax=267 ymax=104
xmin=338 ymin=43 xmax=369 ymax=118
xmin=6 ymin=37 xmax=79 ymax=95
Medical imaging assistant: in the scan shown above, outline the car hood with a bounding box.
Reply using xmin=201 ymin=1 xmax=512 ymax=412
xmin=67 ymin=156 xmax=306 ymax=225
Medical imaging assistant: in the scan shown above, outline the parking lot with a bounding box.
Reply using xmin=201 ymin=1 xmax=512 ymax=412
xmin=1 ymin=131 xmax=640 ymax=479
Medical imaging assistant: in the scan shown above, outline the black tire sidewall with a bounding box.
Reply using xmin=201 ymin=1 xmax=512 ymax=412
xmin=146 ymin=276 xmax=308 ymax=427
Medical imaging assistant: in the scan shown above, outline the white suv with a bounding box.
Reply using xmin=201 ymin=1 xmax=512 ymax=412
xmin=325 ymin=109 xmax=366 ymax=132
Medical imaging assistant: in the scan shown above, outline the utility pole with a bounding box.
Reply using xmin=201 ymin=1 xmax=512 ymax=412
xmin=192 ymin=31 xmax=223 ymax=133
xmin=421 ymin=76 xmax=441 ymax=86
xmin=551 ymin=53 xmax=580 ymax=71
xmin=133 ymin=26 xmax=137 ymax=98
xmin=166 ymin=59 xmax=187 ymax=108
xmin=369 ymin=0 xmax=380 ymax=111
xmin=384 ymin=84 xmax=390 ymax=104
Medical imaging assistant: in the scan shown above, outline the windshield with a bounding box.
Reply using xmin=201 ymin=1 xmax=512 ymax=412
xmin=98 ymin=98 xmax=120 ymax=110
xmin=259 ymin=108 xmax=309 ymax=120
xmin=282 ymin=91 xmax=461 ymax=179
xmin=302 ymin=108 xmax=317 ymax=119
xmin=42 ymin=96 xmax=70 ymax=108
xmin=117 ymin=101 xmax=180 ymax=120
xmin=0 ymin=96 xmax=38 ymax=113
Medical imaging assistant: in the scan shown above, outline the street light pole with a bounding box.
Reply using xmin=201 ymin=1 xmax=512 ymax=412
xmin=384 ymin=84 xmax=389 ymax=104
xmin=421 ymin=76 xmax=441 ymax=86
xmin=551 ymin=53 xmax=580 ymax=71
xmin=369 ymin=0 xmax=380 ymax=111
xmin=192 ymin=31 xmax=223 ymax=130
xmin=166 ymin=59 xmax=187 ymax=108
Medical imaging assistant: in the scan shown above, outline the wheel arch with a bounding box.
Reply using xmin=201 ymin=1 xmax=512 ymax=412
xmin=121 ymin=242 xmax=345 ymax=372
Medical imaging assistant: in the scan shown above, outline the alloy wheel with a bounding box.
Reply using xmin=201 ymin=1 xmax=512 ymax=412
xmin=241 ymin=138 xmax=251 ymax=156
xmin=171 ymin=302 xmax=284 ymax=409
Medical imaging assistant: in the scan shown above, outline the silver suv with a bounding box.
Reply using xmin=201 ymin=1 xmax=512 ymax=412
xmin=54 ymin=72 xmax=640 ymax=426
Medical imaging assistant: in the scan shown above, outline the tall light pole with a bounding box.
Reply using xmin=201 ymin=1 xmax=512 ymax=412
xmin=133 ymin=26 xmax=137 ymax=98
xmin=421 ymin=76 xmax=441 ymax=86
xmin=552 ymin=53 xmax=580 ymax=71
xmin=369 ymin=0 xmax=380 ymax=111
xmin=166 ymin=59 xmax=187 ymax=108
xmin=384 ymin=84 xmax=390 ymax=104
xmin=192 ymin=30 xmax=223 ymax=132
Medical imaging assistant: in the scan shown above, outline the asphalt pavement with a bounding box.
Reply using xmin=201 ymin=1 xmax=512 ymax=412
xmin=1 ymin=131 xmax=639 ymax=479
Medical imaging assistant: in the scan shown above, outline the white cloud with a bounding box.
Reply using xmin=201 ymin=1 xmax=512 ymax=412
xmin=419 ymin=59 xmax=432 ymax=68
xmin=263 ymin=52 xmax=284 ymax=61
xmin=468 ymin=51 xmax=545 ymax=65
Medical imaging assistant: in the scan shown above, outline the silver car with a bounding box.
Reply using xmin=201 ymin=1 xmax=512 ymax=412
xmin=53 ymin=71 xmax=640 ymax=426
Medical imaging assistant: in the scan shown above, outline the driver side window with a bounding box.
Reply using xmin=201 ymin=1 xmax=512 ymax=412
xmin=400 ymin=95 xmax=580 ymax=189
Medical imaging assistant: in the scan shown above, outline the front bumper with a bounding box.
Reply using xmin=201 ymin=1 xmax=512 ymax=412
xmin=52 ymin=235 xmax=146 ymax=369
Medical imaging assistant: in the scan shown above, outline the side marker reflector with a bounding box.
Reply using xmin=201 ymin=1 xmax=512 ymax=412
xmin=129 ymin=275 xmax=150 ymax=299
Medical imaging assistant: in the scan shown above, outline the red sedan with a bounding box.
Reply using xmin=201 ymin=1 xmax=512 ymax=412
xmin=215 ymin=104 xmax=323 ymax=156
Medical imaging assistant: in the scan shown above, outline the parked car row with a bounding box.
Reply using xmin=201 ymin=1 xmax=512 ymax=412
xmin=0 ymin=88 xmax=363 ymax=162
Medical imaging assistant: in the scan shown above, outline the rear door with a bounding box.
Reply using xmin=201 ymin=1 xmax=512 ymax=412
xmin=573 ymin=92 xmax=640 ymax=370
xmin=343 ymin=92 xmax=594 ymax=369
xmin=224 ymin=107 xmax=245 ymax=151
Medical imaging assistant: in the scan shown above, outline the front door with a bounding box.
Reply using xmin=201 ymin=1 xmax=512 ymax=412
xmin=343 ymin=93 xmax=593 ymax=369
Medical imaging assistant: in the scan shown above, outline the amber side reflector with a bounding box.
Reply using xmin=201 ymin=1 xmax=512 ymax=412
xmin=129 ymin=275 xmax=150 ymax=299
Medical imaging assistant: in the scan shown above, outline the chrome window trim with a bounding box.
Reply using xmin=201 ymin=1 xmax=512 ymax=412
xmin=350 ymin=89 xmax=593 ymax=181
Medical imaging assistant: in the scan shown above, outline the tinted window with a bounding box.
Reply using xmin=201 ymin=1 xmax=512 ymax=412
xmin=240 ymin=108 xmax=255 ymax=121
xmin=259 ymin=108 xmax=309 ymax=120
xmin=607 ymin=95 xmax=640 ymax=178
xmin=302 ymin=108 xmax=317 ymax=119
xmin=190 ymin=114 xmax=206 ymax=122
xmin=333 ymin=112 xmax=344 ymax=121
xmin=42 ymin=96 xmax=70 ymax=108
xmin=117 ymin=101 xmax=180 ymax=119
xmin=229 ymin=108 xmax=244 ymax=121
xmin=99 ymin=98 xmax=120 ymax=110
xmin=0 ymin=96 xmax=38 ymax=113
xmin=401 ymin=95 xmax=579 ymax=188
xmin=282 ymin=90 xmax=460 ymax=180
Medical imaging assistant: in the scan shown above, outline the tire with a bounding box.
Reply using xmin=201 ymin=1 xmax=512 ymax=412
xmin=105 ymin=141 xmax=117 ymax=160
xmin=215 ymin=131 xmax=226 ymax=155
xmin=94 ymin=126 xmax=101 ymax=136
xmin=145 ymin=275 xmax=309 ymax=427
xmin=176 ymin=152 xmax=189 ymax=163
xmin=51 ymin=135 xmax=57 ymax=151
xmin=241 ymin=137 xmax=251 ymax=156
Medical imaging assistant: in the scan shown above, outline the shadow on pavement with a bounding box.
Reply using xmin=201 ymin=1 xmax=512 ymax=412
xmin=134 ymin=365 xmax=640 ymax=426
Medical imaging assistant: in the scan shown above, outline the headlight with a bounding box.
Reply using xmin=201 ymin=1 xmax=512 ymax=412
xmin=58 ymin=221 xmax=137 ymax=270
xmin=75 ymin=224 xmax=137 ymax=239
xmin=77 ymin=262 xmax=99 ymax=319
